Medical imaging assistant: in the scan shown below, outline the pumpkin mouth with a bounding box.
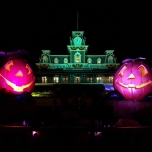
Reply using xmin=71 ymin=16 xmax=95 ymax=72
xmin=0 ymin=73 xmax=34 ymax=92
xmin=117 ymin=80 xmax=152 ymax=89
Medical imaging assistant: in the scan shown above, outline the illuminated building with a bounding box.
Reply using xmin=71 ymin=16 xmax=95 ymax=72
xmin=35 ymin=30 xmax=120 ymax=89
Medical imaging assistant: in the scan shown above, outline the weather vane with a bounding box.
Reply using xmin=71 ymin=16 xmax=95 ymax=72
xmin=77 ymin=10 xmax=79 ymax=30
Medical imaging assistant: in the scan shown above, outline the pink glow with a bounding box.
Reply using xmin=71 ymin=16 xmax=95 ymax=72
xmin=113 ymin=59 xmax=152 ymax=100
xmin=32 ymin=131 xmax=39 ymax=136
xmin=0 ymin=58 xmax=35 ymax=94
xmin=22 ymin=120 xmax=27 ymax=126
xmin=94 ymin=132 xmax=102 ymax=137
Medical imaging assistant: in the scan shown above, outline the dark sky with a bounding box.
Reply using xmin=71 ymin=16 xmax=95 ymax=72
xmin=0 ymin=2 xmax=152 ymax=63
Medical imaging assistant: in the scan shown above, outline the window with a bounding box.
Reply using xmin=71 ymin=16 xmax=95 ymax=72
xmin=97 ymin=58 xmax=101 ymax=64
xmin=76 ymin=55 xmax=80 ymax=62
xmin=109 ymin=76 xmax=113 ymax=82
xmin=42 ymin=77 xmax=47 ymax=83
xmin=74 ymin=77 xmax=80 ymax=83
xmin=64 ymin=58 xmax=68 ymax=63
xmin=96 ymin=77 xmax=102 ymax=83
xmin=87 ymin=77 xmax=92 ymax=82
xmin=108 ymin=55 xmax=113 ymax=63
xmin=74 ymin=52 xmax=81 ymax=63
xmin=53 ymin=77 xmax=59 ymax=83
xmin=63 ymin=77 xmax=68 ymax=82
xmin=42 ymin=55 xmax=48 ymax=63
xmin=87 ymin=58 xmax=92 ymax=64
xmin=54 ymin=58 xmax=59 ymax=64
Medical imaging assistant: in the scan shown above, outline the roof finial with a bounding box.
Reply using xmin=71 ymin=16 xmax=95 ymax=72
xmin=77 ymin=10 xmax=79 ymax=30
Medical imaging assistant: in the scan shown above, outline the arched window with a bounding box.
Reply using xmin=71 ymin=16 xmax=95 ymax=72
xmin=108 ymin=55 xmax=113 ymax=63
xmin=97 ymin=58 xmax=101 ymax=64
xmin=64 ymin=58 xmax=68 ymax=63
xmin=54 ymin=58 xmax=59 ymax=64
xmin=76 ymin=55 xmax=80 ymax=62
xmin=74 ymin=52 xmax=81 ymax=63
xmin=42 ymin=55 xmax=48 ymax=63
xmin=87 ymin=57 xmax=92 ymax=64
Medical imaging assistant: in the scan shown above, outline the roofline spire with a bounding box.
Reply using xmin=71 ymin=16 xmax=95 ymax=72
xmin=77 ymin=10 xmax=79 ymax=30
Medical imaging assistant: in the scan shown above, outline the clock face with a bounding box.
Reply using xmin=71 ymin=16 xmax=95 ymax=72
xmin=73 ymin=37 xmax=82 ymax=45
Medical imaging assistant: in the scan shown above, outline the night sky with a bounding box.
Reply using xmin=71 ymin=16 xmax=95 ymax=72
xmin=0 ymin=2 xmax=152 ymax=64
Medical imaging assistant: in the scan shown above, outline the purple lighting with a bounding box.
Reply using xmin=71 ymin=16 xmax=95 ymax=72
xmin=113 ymin=57 xmax=152 ymax=100
xmin=32 ymin=131 xmax=39 ymax=137
xmin=22 ymin=120 xmax=28 ymax=126
xmin=94 ymin=132 xmax=102 ymax=137
xmin=0 ymin=58 xmax=35 ymax=94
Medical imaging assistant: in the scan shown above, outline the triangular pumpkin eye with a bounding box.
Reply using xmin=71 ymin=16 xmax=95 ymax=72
xmin=4 ymin=60 xmax=13 ymax=71
xmin=15 ymin=70 xmax=23 ymax=77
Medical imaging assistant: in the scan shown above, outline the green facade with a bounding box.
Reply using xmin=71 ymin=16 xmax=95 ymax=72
xmin=35 ymin=31 xmax=120 ymax=84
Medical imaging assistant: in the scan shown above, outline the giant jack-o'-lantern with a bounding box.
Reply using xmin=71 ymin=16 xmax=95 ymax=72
xmin=0 ymin=57 xmax=35 ymax=94
xmin=113 ymin=58 xmax=152 ymax=100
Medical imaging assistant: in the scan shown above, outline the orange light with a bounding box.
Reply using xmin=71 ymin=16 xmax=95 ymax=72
xmin=15 ymin=70 xmax=23 ymax=77
xmin=26 ymin=64 xmax=32 ymax=74
xmin=119 ymin=66 xmax=127 ymax=77
xmin=138 ymin=65 xmax=148 ymax=77
xmin=127 ymin=73 xmax=135 ymax=79
xmin=0 ymin=73 xmax=34 ymax=92
xmin=4 ymin=60 xmax=13 ymax=71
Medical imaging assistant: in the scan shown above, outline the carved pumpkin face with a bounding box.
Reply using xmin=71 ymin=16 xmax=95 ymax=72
xmin=0 ymin=58 xmax=35 ymax=94
xmin=113 ymin=58 xmax=152 ymax=100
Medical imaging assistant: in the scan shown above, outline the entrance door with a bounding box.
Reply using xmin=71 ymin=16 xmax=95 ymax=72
xmin=87 ymin=77 xmax=92 ymax=83
xmin=53 ymin=77 xmax=59 ymax=83
xmin=75 ymin=77 xmax=80 ymax=83
xmin=42 ymin=77 xmax=47 ymax=83
xmin=96 ymin=77 xmax=102 ymax=83
xmin=63 ymin=77 xmax=68 ymax=82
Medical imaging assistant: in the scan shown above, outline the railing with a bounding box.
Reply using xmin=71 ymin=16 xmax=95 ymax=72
xmin=36 ymin=63 xmax=120 ymax=70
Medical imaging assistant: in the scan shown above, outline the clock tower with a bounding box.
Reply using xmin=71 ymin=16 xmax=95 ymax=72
xmin=67 ymin=31 xmax=89 ymax=63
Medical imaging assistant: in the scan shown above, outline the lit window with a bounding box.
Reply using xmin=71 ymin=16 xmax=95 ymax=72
xmin=75 ymin=77 xmax=80 ymax=83
xmin=63 ymin=77 xmax=68 ymax=82
xmin=87 ymin=58 xmax=92 ymax=64
xmin=42 ymin=55 xmax=48 ymax=63
xmin=96 ymin=77 xmax=102 ymax=83
xmin=64 ymin=58 xmax=68 ymax=63
xmin=108 ymin=55 xmax=113 ymax=63
xmin=53 ymin=77 xmax=59 ymax=83
xmin=54 ymin=58 xmax=59 ymax=64
xmin=74 ymin=52 xmax=81 ymax=63
xmin=109 ymin=76 xmax=113 ymax=82
xmin=76 ymin=55 xmax=80 ymax=62
xmin=97 ymin=58 xmax=101 ymax=64
xmin=42 ymin=77 xmax=47 ymax=83
xmin=87 ymin=77 xmax=92 ymax=82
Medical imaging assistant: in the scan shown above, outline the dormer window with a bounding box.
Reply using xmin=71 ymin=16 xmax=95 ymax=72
xmin=42 ymin=55 xmax=48 ymax=63
xmin=64 ymin=58 xmax=68 ymax=63
xmin=108 ymin=55 xmax=113 ymax=63
xmin=87 ymin=57 xmax=92 ymax=64
xmin=54 ymin=58 xmax=59 ymax=64
xmin=97 ymin=58 xmax=101 ymax=64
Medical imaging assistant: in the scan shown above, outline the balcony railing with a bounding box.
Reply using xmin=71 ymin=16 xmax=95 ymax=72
xmin=36 ymin=63 xmax=120 ymax=70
